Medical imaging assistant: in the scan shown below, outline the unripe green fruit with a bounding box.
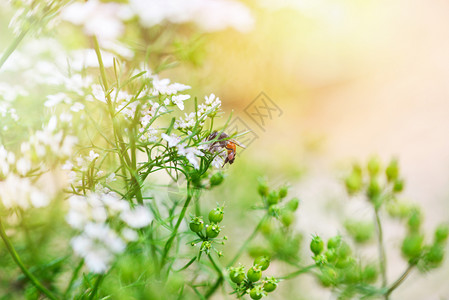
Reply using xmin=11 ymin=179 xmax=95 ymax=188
xmin=367 ymin=179 xmax=381 ymax=200
xmin=362 ymin=264 xmax=378 ymax=283
xmin=267 ymin=190 xmax=279 ymax=205
xmin=249 ymin=286 xmax=265 ymax=300
xmin=189 ymin=217 xmax=204 ymax=233
xmin=258 ymin=181 xmax=269 ymax=197
xmin=336 ymin=241 xmax=352 ymax=259
xmin=247 ymin=265 xmax=262 ymax=282
xmin=393 ymin=179 xmax=404 ymax=193
xmin=206 ymin=224 xmax=221 ymax=238
xmin=286 ymin=197 xmax=300 ymax=211
xmin=229 ymin=266 xmax=245 ymax=284
xmin=208 ymin=207 xmax=224 ymax=223
xmin=386 ymin=159 xmax=399 ymax=182
xmin=325 ymin=249 xmax=337 ymax=263
xmin=401 ymin=234 xmax=424 ymax=259
xmin=345 ymin=172 xmax=362 ymax=194
xmin=310 ymin=236 xmax=324 ymax=255
xmin=254 ymin=256 xmax=270 ymax=271
xmin=263 ymin=277 xmax=278 ymax=292
xmin=425 ymin=244 xmax=445 ymax=265
xmin=367 ymin=156 xmax=381 ymax=176
xmin=280 ymin=210 xmax=294 ymax=227
xmin=435 ymin=224 xmax=449 ymax=243
xmin=327 ymin=235 xmax=342 ymax=250
xmin=210 ymin=172 xmax=224 ymax=186
xmin=278 ymin=185 xmax=288 ymax=199
xmin=319 ymin=267 xmax=337 ymax=287
xmin=407 ymin=210 xmax=422 ymax=233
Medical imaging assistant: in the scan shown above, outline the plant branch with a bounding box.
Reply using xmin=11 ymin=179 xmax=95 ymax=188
xmin=374 ymin=208 xmax=388 ymax=292
xmin=386 ymin=264 xmax=414 ymax=297
xmin=0 ymin=29 xmax=29 ymax=71
xmin=278 ymin=264 xmax=317 ymax=280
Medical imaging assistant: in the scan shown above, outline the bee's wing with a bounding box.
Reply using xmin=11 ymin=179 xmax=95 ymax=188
xmin=230 ymin=139 xmax=246 ymax=149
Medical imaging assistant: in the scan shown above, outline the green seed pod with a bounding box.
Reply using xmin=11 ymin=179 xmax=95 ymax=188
xmin=229 ymin=266 xmax=245 ymax=284
xmin=314 ymin=254 xmax=328 ymax=266
xmin=407 ymin=209 xmax=422 ymax=233
xmin=278 ymin=185 xmax=288 ymax=199
xmin=362 ymin=264 xmax=378 ymax=283
xmin=367 ymin=156 xmax=381 ymax=176
xmin=208 ymin=206 xmax=224 ymax=223
xmin=325 ymin=249 xmax=337 ymax=264
xmin=393 ymin=179 xmax=404 ymax=193
xmin=267 ymin=190 xmax=280 ymax=205
xmin=344 ymin=219 xmax=374 ymax=244
xmin=286 ymin=197 xmax=300 ymax=211
xmin=210 ymin=172 xmax=224 ymax=187
xmin=247 ymin=265 xmax=262 ymax=282
xmin=367 ymin=179 xmax=381 ymax=200
xmin=268 ymin=204 xmax=280 ymax=217
xmin=385 ymin=159 xmax=399 ymax=182
xmin=258 ymin=180 xmax=269 ymax=197
xmin=424 ymin=244 xmax=445 ymax=266
xmin=280 ymin=210 xmax=295 ymax=227
xmin=345 ymin=172 xmax=363 ymax=194
xmin=189 ymin=216 xmax=204 ymax=233
xmin=200 ymin=241 xmax=212 ymax=254
xmin=336 ymin=241 xmax=352 ymax=259
xmin=263 ymin=276 xmax=279 ymax=293
xmin=254 ymin=255 xmax=271 ymax=271
xmin=310 ymin=236 xmax=324 ymax=255
xmin=335 ymin=256 xmax=355 ymax=269
xmin=318 ymin=267 xmax=337 ymax=287
xmin=401 ymin=234 xmax=424 ymax=259
xmin=435 ymin=224 xmax=449 ymax=243
xmin=206 ymin=224 xmax=221 ymax=238
xmin=249 ymin=286 xmax=265 ymax=300
xmin=327 ymin=235 xmax=342 ymax=250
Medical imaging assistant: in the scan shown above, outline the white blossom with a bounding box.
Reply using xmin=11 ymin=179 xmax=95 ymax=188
xmin=162 ymin=133 xmax=181 ymax=147
xmin=120 ymin=206 xmax=153 ymax=228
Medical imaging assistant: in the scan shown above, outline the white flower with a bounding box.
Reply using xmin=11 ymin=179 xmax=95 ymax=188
xmin=161 ymin=133 xmax=181 ymax=147
xmin=16 ymin=157 xmax=31 ymax=175
xmin=70 ymin=102 xmax=85 ymax=112
xmin=45 ymin=93 xmax=72 ymax=107
xmin=150 ymin=75 xmax=191 ymax=96
xmin=0 ymin=175 xmax=49 ymax=209
xmin=171 ymin=94 xmax=190 ymax=110
xmin=61 ymin=0 xmax=132 ymax=41
xmin=130 ymin=0 xmax=254 ymax=32
xmin=120 ymin=206 xmax=153 ymax=228
xmin=122 ymin=228 xmax=139 ymax=242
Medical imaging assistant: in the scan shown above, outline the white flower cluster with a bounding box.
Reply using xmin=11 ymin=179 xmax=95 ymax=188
xmin=161 ymin=133 xmax=205 ymax=169
xmin=175 ymin=93 xmax=222 ymax=129
xmin=67 ymin=190 xmax=153 ymax=273
xmin=22 ymin=116 xmax=78 ymax=159
xmin=60 ymin=0 xmax=253 ymax=42
xmin=0 ymin=174 xmax=49 ymax=209
xmin=130 ymin=0 xmax=254 ymax=32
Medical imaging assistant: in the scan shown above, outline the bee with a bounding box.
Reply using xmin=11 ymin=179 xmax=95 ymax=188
xmin=207 ymin=131 xmax=246 ymax=167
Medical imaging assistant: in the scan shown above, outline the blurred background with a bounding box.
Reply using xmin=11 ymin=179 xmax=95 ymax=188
xmin=164 ymin=0 xmax=449 ymax=299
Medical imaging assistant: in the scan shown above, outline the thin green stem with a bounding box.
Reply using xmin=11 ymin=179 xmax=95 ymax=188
xmin=0 ymin=218 xmax=59 ymax=300
xmin=88 ymin=274 xmax=104 ymax=300
xmin=205 ymin=254 xmax=224 ymax=299
xmin=374 ymin=209 xmax=388 ymax=297
xmin=64 ymin=259 xmax=84 ymax=298
xmin=278 ymin=264 xmax=317 ymax=280
xmin=227 ymin=214 xmax=267 ymax=268
xmin=386 ymin=264 xmax=414 ymax=297
xmin=160 ymin=183 xmax=193 ymax=270
xmin=0 ymin=29 xmax=29 ymax=71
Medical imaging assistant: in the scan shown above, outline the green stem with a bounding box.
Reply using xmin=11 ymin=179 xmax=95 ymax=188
xmin=160 ymin=183 xmax=193 ymax=270
xmin=0 ymin=218 xmax=59 ymax=300
xmin=92 ymin=35 xmax=143 ymax=204
xmin=63 ymin=259 xmax=84 ymax=298
xmin=278 ymin=264 xmax=317 ymax=280
xmin=386 ymin=264 xmax=414 ymax=297
xmin=227 ymin=214 xmax=267 ymax=268
xmin=0 ymin=29 xmax=29 ymax=71
xmin=205 ymin=254 xmax=224 ymax=299
xmin=88 ymin=274 xmax=104 ymax=300
xmin=375 ymin=208 xmax=388 ymax=292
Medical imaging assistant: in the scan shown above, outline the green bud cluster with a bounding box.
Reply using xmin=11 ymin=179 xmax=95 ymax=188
xmin=258 ymin=179 xmax=299 ymax=227
xmin=229 ymin=256 xmax=279 ymax=299
xmin=344 ymin=157 xmax=404 ymax=206
xmin=189 ymin=205 xmax=226 ymax=256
